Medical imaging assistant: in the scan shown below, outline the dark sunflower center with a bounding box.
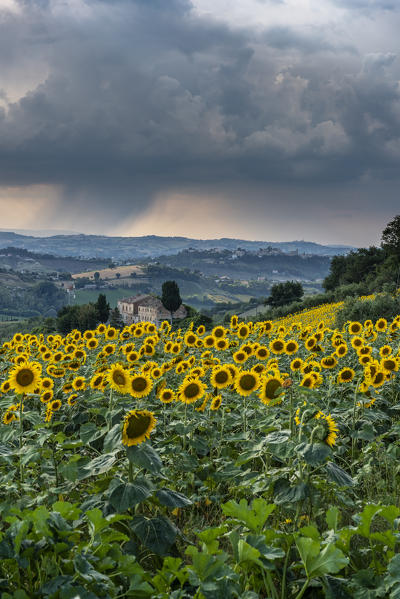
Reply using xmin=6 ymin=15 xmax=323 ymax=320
xmin=16 ymin=369 xmax=34 ymax=387
xmin=264 ymin=379 xmax=282 ymax=399
xmin=286 ymin=343 xmax=296 ymax=352
xmin=131 ymin=377 xmax=147 ymax=392
xmin=258 ymin=349 xmax=268 ymax=357
xmin=184 ymin=383 xmax=200 ymax=398
xmin=214 ymin=329 xmax=224 ymax=338
xmin=187 ymin=335 xmax=196 ymax=344
xmin=126 ymin=413 xmax=151 ymax=439
xmin=215 ymin=371 xmax=229 ymax=384
xmin=113 ymin=371 xmax=126 ymax=386
xmin=273 ymin=341 xmax=284 ymax=351
xmin=240 ymin=374 xmax=256 ymax=391
xmin=384 ymin=359 xmax=396 ymax=370
xmin=374 ymin=373 xmax=384 ymax=384
xmin=163 ymin=391 xmax=172 ymax=400
xmin=341 ymin=370 xmax=352 ymax=380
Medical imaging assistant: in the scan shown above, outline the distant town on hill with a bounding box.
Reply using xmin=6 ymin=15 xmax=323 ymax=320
xmin=0 ymin=231 xmax=354 ymax=260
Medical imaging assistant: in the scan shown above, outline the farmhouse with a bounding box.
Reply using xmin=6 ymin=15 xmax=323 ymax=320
xmin=118 ymin=294 xmax=187 ymax=325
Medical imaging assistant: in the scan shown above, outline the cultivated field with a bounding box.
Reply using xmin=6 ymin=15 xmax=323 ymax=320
xmin=1 ymin=302 xmax=400 ymax=597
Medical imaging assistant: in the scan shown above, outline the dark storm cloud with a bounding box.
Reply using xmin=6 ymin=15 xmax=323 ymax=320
xmin=0 ymin=0 xmax=400 ymax=227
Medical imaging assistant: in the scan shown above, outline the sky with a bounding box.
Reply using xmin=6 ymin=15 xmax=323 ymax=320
xmin=0 ymin=0 xmax=400 ymax=246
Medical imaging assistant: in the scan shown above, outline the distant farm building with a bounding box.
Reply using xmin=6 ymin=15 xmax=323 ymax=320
xmin=118 ymin=294 xmax=187 ymax=325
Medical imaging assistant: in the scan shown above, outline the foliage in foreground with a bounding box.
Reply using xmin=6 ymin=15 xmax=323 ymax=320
xmin=0 ymin=305 xmax=400 ymax=597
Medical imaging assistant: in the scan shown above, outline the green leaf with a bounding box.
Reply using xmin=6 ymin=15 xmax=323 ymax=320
xmin=265 ymin=430 xmax=291 ymax=444
xmin=296 ymin=537 xmax=348 ymax=579
xmin=80 ymin=422 xmax=106 ymax=445
xmin=299 ymin=443 xmax=332 ymax=466
xmin=52 ymin=501 xmax=82 ymax=521
xmin=326 ymin=462 xmax=354 ymax=487
xmin=222 ymin=498 xmax=275 ymax=533
xmin=131 ymin=515 xmax=178 ymax=555
xmin=155 ymin=489 xmax=192 ymax=508
xmin=78 ymin=453 xmax=117 ymax=480
xmin=326 ymin=506 xmax=340 ymax=532
xmin=385 ymin=554 xmax=400 ymax=598
xmin=126 ymin=444 xmax=162 ymax=474
xmin=109 ymin=480 xmax=153 ymax=512
xmin=59 ymin=456 xmax=91 ymax=482
xmin=273 ymin=478 xmax=308 ymax=505
xmin=103 ymin=423 xmax=122 ymax=452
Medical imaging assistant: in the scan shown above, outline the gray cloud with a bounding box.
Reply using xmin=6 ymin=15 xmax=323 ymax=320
xmin=0 ymin=0 xmax=400 ymax=236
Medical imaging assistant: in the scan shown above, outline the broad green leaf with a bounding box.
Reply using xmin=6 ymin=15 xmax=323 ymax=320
xmin=103 ymin=423 xmax=122 ymax=452
xmin=78 ymin=453 xmax=117 ymax=480
xmin=222 ymin=498 xmax=275 ymax=533
xmin=109 ymin=480 xmax=153 ymax=512
xmin=385 ymin=554 xmax=400 ymax=598
xmin=273 ymin=478 xmax=308 ymax=505
xmin=299 ymin=442 xmax=331 ymax=466
xmin=265 ymin=430 xmax=291 ymax=444
xmin=155 ymin=489 xmax=192 ymax=508
xmin=325 ymin=462 xmax=354 ymax=487
xmin=326 ymin=506 xmax=340 ymax=532
xmin=52 ymin=501 xmax=82 ymax=521
xmin=126 ymin=444 xmax=162 ymax=474
xmin=296 ymin=537 xmax=348 ymax=579
xmin=131 ymin=515 xmax=178 ymax=555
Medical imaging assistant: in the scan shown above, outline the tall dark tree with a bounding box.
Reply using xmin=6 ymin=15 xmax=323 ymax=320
xmin=109 ymin=307 xmax=124 ymax=329
xmin=95 ymin=293 xmax=110 ymax=323
xmin=267 ymin=281 xmax=303 ymax=307
xmin=381 ymin=215 xmax=400 ymax=258
xmin=161 ymin=280 xmax=182 ymax=323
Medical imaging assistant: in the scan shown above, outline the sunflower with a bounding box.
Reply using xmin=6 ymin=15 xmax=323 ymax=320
xmin=96 ymin=323 xmax=107 ymax=334
xmin=285 ymin=340 xmax=299 ymax=355
xmin=258 ymin=375 xmax=284 ymax=405
xmin=67 ymin=394 xmax=78 ymax=406
xmin=375 ymin=318 xmax=387 ymax=332
xmin=184 ymin=332 xmax=197 ymax=347
xmin=233 ymin=350 xmax=248 ymax=364
xmin=251 ymin=363 xmax=265 ymax=375
xmin=348 ymin=321 xmax=363 ymax=335
xmin=337 ymin=367 xmax=355 ymax=383
xmin=290 ymin=358 xmax=303 ymax=371
xmin=41 ymin=377 xmax=54 ymax=390
xmin=335 ymin=344 xmax=348 ymax=358
xmin=106 ymin=364 xmax=130 ymax=393
xmin=1 ymin=380 xmax=11 ymax=394
xmin=357 ymin=345 xmax=372 ymax=356
xmin=207 ymin=365 xmax=230 ymax=388
xmin=90 ymin=373 xmax=104 ymax=389
xmin=3 ymin=410 xmax=17 ymax=425
xmin=86 ymin=338 xmax=99 ymax=350
xmin=369 ymin=370 xmax=386 ymax=388
xmin=103 ymin=344 xmax=116 ymax=356
xmin=49 ymin=399 xmax=62 ymax=411
xmin=40 ymin=390 xmax=54 ymax=403
xmin=304 ymin=336 xmax=318 ymax=351
xmin=159 ymin=388 xmax=175 ymax=404
xmin=379 ymin=345 xmax=392 ymax=357
xmin=381 ymin=357 xmax=398 ymax=373
xmin=351 ymin=336 xmax=364 ymax=350
xmin=129 ymin=374 xmax=153 ymax=398
xmin=321 ymin=355 xmax=338 ymax=369
xmin=314 ymin=411 xmax=338 ymax=447
xmin=263 ymin=321 xmax=273 ymax=334
xmin=255 ymin=346 xmax=269 ymax=360
xmin=122 ymin=409 xmax=156 ymax=446
xmin=215 ymin=338 xmax=229 ymax=351
xmin=234 ymin=370 xmax=260 ymax=397
xmin=179 ymin=378 xmax=206 ymax=404
xmin=83 ymin=330 xmax=95 ymax=341
xmin=300 ymin=374 xmax=317 ymax=389
xmin=105 ymin=327 xmax=118 ymax=340
xmin=9 ymin=362 xmax=42 ymax=394
xmin=210 ymin=395 xmax=222 ymax=411
xmin=72 ymin=376 xmax=86 ymax=391
xmin=237 ymin=324 xmax=250 ymax=340
xmin=126 ymin=351 xmax=140 ymax=364
xmin=203 ymin=335 xmax=215 ymax=349
xmin=359 ymin=354 xmax=372 ymax=366
xmin=196 ymin=325 xmax=206 ymax=336
xmin=269 ymin=338 xmax=285 ymax=355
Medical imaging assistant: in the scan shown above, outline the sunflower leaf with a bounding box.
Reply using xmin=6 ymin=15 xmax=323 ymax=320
xmin=109 ymin=480 xmax=153 ymax=512
xmin=155 ymin=489 xmax=192 ymax=508
xmin=126 ymin=444 xmax=162 ymax=473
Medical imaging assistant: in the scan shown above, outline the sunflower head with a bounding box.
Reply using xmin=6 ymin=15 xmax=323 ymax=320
xmin=9 ymin=362 xmax=42 ymax=394
xmin=258 ymin=375 xmax=284 ymax=405
xmin=234 ymin=370 xmax=260 ymax=397
xmin=129 ymin=374 xmax=153 ymax=398
xmin=122 ymin=409 xmax=156 ymax=446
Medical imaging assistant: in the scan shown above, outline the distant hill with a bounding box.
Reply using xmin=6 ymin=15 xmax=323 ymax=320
xmin=0 ymin=232 xmax=354 ymax=260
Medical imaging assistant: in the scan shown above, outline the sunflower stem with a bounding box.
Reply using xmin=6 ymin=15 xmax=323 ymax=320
xmin=108 ymin=388 xmax=114 ymax=431
xmin=128 ymin=462 xmax=133 ymax=483
xmin=19 ymin=396 xmax=24 ymax=485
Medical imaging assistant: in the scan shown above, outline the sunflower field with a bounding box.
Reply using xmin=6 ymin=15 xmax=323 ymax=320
xmin=1 ymin=308 xmax=400 ymax=598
